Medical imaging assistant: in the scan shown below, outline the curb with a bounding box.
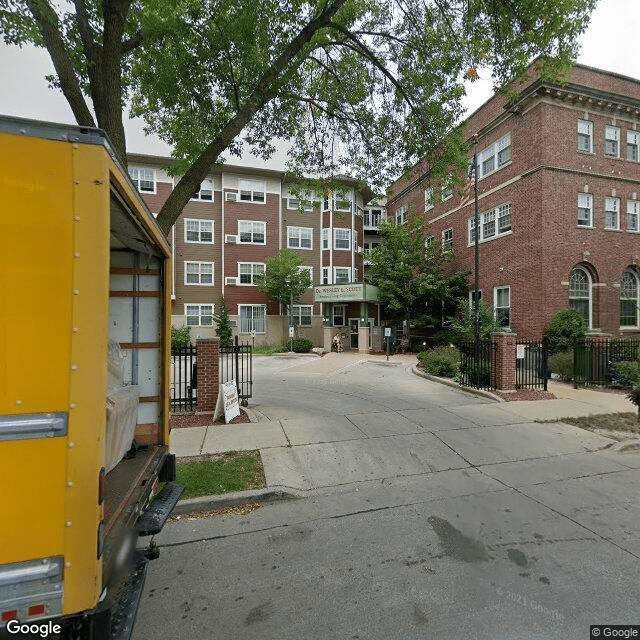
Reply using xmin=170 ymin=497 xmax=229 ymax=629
xmin=173 ymin=486 xmax=301 ymax=516
xmin=410 ymin=365 xmax=503 ymax=402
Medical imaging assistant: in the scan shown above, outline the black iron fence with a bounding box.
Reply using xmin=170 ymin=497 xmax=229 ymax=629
xmin=516 ymin=337 xmax=550 ymax=390
xmin=171 ymin=344 xmax=197 ymax=412
xmin=459 ymin=340 xmax=498 ymax=390
xmin=220 ymin=336 xmax=253 ymax=405
xmin=574 ymin=339 xmax=640 ymax=386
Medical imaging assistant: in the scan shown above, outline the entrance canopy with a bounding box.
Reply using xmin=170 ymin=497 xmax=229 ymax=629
xmin=313 ymin=283 xmax=379 ymax=303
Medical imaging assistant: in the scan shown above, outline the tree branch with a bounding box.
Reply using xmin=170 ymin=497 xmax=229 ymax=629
xmin=121 ymin=29 xmax=144 ymax=54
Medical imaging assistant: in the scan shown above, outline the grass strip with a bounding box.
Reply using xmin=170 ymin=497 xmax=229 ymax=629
xmin=553 ymin=412 xmax=640 ymax=434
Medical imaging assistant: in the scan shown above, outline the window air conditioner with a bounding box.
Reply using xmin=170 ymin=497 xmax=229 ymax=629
xmin=225 ymin=277 xmax=237 ymax=285
xmin=225 ymin=192 xmax=238 ymax=201
xmin=228 ymin=320 xmax=238 ymax=327
xmin=225 ymin=234 xmax=237 ymax=244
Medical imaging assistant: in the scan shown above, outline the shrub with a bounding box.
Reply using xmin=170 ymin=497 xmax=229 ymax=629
xmin=417 ymin=346 xmax=460 ymax=378
xmin=626 ymin=384 xmax=640 ymax=421
xmin=544 ymin=309 xmax=587 ymax=354
xmin=214 ymin=297 xmax=233 ymax=347
xmin=292 ymin=338 xmax=313 ymax=353
xmin=464 ymin=362 xmax=492 ymax=387
xmin=171 ymin=326 xmax=191 ymax=349
xmin=612 ymin=361 xmax=640 ymax=388
xmin=548 ymin=351 xmax=573 ymax=381
xmin=450 ymin=300 xmax=504 ymax=343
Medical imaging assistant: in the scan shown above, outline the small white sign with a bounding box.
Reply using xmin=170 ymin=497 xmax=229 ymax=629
xmin=516 ymin=344 xmax=526 ymax=359
xmin=213 ymin=380 xmax=240 ymax=423
xmin=384 ymin=327 xmax=392 ymax=337
xmin=288 ymin=326 xmax=295 ymax=338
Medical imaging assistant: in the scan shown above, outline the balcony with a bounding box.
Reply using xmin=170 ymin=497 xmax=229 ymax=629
xmin=364 ymin=209 xmax=385 ymax=230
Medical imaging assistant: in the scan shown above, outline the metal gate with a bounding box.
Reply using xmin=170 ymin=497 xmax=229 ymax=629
xmin=459 ymin=340 xmax=498 ymax=390
xmin=220 ymin=336 xmax=253 ymax=405
xmin=516 ymin=337 xmax=549 ymax=390
xmin=170 ymin=344 xmax=197 ymax=412
xmin=574 ymin=339 xmax=640 ymax=385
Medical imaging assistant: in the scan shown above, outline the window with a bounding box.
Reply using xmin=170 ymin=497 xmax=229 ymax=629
xmin=239 ymin=179 xmax=266 ymax=203
xmin=621 ymin=270 xmax=639 ymax=328
xmin=185 ymin=219 xmax=214 ymax=243
xmin=569 ymin=267 xmax=592 ymax=328
xmin=425 ymin=236 xmax=434 ymax=249
xmin=478 ymin=134 xmax=511 ymax=178
xmin=441 ymin=176 xmax=453 ymax=201
xmin=334 ymin=228 xmax=351 ymax=250
xmin=468 ymin=203 xmax=512 ymax=244
xmin=238 ymin=262 xmax=265 ymax=285
xmin=605 ymin=125 xmax=620 ymax=157
xmin=238 ymin=220 xmax=266 ymax=244
xmin=628 ymin=201 xmax=639 ymax=232
xmin=322 ymin=267 xmax=330 ymax=284
xmin=287 ymin=226 xmax=313 ymax=249
xmin=627 ymin=132 xmax=640 ymax=162
xmin=605 ymin=197 xmax=620 ymax=229
xmin=469 ymin=290 xmax=482 ymax=304
xmin=185 ymin=261 xmax=213 ymax=285
xmin=297 ymin=266 xmax=313 ymax=286
xmin=334 ymin=190 xmax=352 ymax=212
xmin=322 ymin=228 xmax=329 ymax=250
xmin=334 ymin=267 xmax=351 ymax=284
xmin=442 ymin=228 xmax=453 ymax=250
xmin=292 ymin=305 xmax=312 ymax=326
xmin=578 ymin=193 xmax=593 ymax=227
xmin=578 ymin=120 xmax=593 ymax=153
xmin=425 ymin=187 xmax=434 ymax=212
xmin=191 ymin=179 xmax=214 ymax=201
xmin=185 ymin=304 xmax=214 ymax=327
xmin=395 ymin=205 xmax=408 ymax=225
xmin=287 ymin=191 xmax=315 ymax=210
xmin=494 ymin=286 xmax=510 ymax=327
xmin=333 ymin=305 xmax=345 ymax=326
xmin=128 ymin=167 xmax=155 ymax=193
xmin=239 ymin=305 xmax=266 ymax=333
xmin=364 ymin=208 xmax=385 ymax=227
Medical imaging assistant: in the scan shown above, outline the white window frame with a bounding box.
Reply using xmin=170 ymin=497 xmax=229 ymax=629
xmin=334 ymin=228 xmax=351 ymax=250
xmin=494 ymin=286 xmax=511 ymax=328
xmin=395 ymin=205 xmax=408 ymax=225
xmin=478 ymin=133 xmax=511 ymax=179
xmin=287 ymin=226 xmax=313 ymax=250
xmin=621 ymin=270 xmax=640 ymax=328
xmin=238 ymin=262 xmax=265 ymax=285
xmin=578 ymin=193 xmax=593 ymax=228
xmin=333 ymin=267 xmax=351 ymax=284
xmin=321 ymin=228 xmax=330 ymax=250
xmin=292 ymin=305 xmax=313 ymax=326
xmin=190 ymin=179 xmax=214 ymax=201
xmin=441 ymin=176 xmax=453 ymax=201
xmin=442 ymin=228 xmax=453 ymax=251
xmin=604 ymin=196 xmax=620 ymax=230
xmin=128 ymin=167 xmax=156 ymax=194
xmin=424 ymin=187 xmax=434 ymax=212
xmin=425 ymin=236 xmax=434 ymax=249
xmin=184 ymin=218 xmax=214 ymax=244
xmin=605 ymin=125 xmax=621 ymax=158
xmin=239 ymin=304 xmax=266 ymax=333
xmin=627 ymin=200 xmax=640 ymax=232
xmin=287 ymin=191 xmax=315 ymax=211
xmin=238 ymin=178 xmax=266 ymax=203
xmin=468 ymin=203 xmax=512 ymax=244
xmin=184 ymin=261 xmax=214 ymax=286
xmin=297 ymin=266 xmax=313 ymax=286
xmin=333 ymin=190 xmax=352 ymax=212
xmin=627 ymin=131 xmax=640 ymax=162
xmin=569 ymin=266 xmax=592 ymax=329
xmin=185 ymin=304 xmax=214 ymax=327
xmin=238 ymin=220 xmax=266 ymax=244
xmin=332 ymin=304 xmax=345 ymax=326
xmin=578 ymin=119 xmax=593 ymax=153
xmin=321 ymin=267 xmax=330 ymax=284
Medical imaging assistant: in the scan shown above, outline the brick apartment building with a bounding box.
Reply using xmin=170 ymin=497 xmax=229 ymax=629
xmin=127 ymin=156 xmax=380 ymax=348
xmin=387 ymin=60 xmax=640 ymax=340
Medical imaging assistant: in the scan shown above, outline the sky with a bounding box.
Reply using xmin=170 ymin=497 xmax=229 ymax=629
xmin=0 ymin=0 xmax=638 ymax=165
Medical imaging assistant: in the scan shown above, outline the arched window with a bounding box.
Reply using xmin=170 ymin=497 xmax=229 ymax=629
xmin=569 ymin=267 xmax=592 ymax=328
xmin=620 ymin=270 xmax=640 ymax=328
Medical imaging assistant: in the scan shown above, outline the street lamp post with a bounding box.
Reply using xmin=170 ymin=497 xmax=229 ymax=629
xmin=473 ymin=136 xmax=480 ymax=344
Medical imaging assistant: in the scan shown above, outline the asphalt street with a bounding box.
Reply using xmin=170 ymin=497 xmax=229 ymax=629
xmin=133 ymin=354 xmax=640 ymax=640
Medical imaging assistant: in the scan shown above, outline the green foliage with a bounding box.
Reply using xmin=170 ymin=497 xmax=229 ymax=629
xmin=626 ymin=384 xmax=640 ymax=421
xmin=213 ymin=297 xmax=233 ymax=347
xmin=544 ymin=309 xmax=587 ymax=354
xmin=464 ymin=362 xmax=492 ymax=387
xmin=548 ymin=351 xmax=574 ymax=382
xmin=613 ymin=361 xmax=640 ymax=388
xmin=292 ymin=338 xmax=313 ymax=353
xmin=254 ymin=249 xmax=312 ymax=309
xmin=417 ymin=346 xmax=460 ymax=378
xmin=450 ymin=300 xmax=503 ymax=342
xmin=171 ymin=326 xmax=191 ymax=349
xmin=253 ymin=344 xmax=289 ymax=355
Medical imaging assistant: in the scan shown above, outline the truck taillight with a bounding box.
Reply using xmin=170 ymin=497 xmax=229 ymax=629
xmin=1 ymin=610 xmax=18 ymax=622
xmin=28 ymin=604 xmax=46 ymax=617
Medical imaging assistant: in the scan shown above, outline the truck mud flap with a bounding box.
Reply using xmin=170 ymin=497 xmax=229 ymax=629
xmin=108 ymin=550 xmax=148 ymax=640
xmin=136 ymin=482 xmax=184 ymax=536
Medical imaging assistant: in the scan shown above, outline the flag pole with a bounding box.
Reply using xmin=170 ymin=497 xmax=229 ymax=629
xmin=473 ymin=136 xmax=480 ymax=343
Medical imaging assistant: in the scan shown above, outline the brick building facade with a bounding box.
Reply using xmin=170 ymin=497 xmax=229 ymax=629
xmin=387 ymin=60 xmax=640 ymax=340
xmin=126 ymin=156 xmax=374 ymax=347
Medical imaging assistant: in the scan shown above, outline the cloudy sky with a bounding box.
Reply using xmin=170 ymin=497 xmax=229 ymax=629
xmin=0 ymin=0 xmax=638 ymax=162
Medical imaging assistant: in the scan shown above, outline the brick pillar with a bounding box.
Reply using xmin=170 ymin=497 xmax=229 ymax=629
xmin=196 ymin=338 xmax=220 ymax=412
xmin=492 ymin=332 xmax=517 ymax=391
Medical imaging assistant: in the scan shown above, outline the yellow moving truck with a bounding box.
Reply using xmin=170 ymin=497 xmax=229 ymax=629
xmin=0 ymin=116 xmax=182 ymax=639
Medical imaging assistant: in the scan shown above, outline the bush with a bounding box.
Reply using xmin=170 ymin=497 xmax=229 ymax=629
xmin=612 ymin=361 xmax=640 ymax=388
xmin=464 ymin=362 xmax=492 ymax=387
xmin=292 ymin=338 xmax=313 ymax=353
xmin=171 ymin=326 xmax=191 ymax=349
xmin=417 ymin=346 xmax=460 ymax=378
xmin=544 ymin=309 xmax=587 ymax=354
xmin=548 ymin=351 xmax=573 ymax=381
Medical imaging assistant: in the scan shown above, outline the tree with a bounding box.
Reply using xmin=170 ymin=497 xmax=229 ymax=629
xmin=254 ymin=249 xmax=312 ymax=328
xmin=450 ymin=299 xmax=503 ymax=342
xmin=1 ymin=0 xmax=596 ymax=234
xmin=544 ymin=309 xmax=587 ymax=354
xmin=213 ymin=296 xmax=233 ymax=347
xmin=367 ymin=217 xmax=468 ymax=341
